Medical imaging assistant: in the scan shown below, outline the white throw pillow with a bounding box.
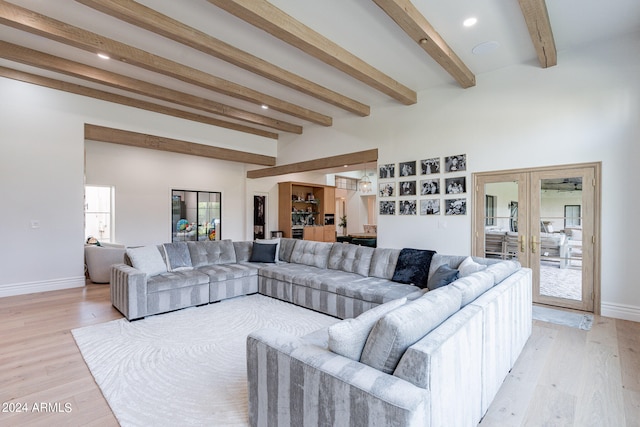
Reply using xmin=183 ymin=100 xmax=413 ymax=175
xmin=458 ymin=256 xmax=487 ymax=277
xmin=328 ymin=297 xmax=407 ymax=361
xmin=126 ymin=246 xmax=167 ymax=277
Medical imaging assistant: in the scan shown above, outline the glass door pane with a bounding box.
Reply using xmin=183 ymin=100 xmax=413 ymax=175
xmin=473 ymin=173 xmax=528 ymax=266
xmin=531 ymin=168 xmax=594 ymax=312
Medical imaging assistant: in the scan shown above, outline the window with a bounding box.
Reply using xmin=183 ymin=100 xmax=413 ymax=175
xmin=85 ymin=185 xmax=114 ymax=243
xmin=172 ymin=190 xmax=221 ymax=242
xmin=485 ymin=195 xmax=496 ymax=226
xmin=335 ymin=176 xmax=358 ymax=191
xmin=564 ymin=205 xmax=581 ymax=228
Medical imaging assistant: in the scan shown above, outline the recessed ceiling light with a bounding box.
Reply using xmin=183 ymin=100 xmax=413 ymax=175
xmin=261 ymin=104 xmax=269 ymax=110
xmin=472 ymin=41 xmax=500 ymax=55
xmin=97 ymin=53 xmax=110 ymax=60
xmin=463 ymin=17 xmax=477 ymax=27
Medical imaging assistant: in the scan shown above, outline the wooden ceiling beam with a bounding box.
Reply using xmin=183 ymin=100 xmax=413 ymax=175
xmin=0 ymin=0 xmax=329 ymax=127
xmin=247 ymin=149 xmax=378 ymax=179
xmin=85 ymin=124 xmax=276 ymax=166
xmin=75 ymin=0 xmax=370 ymax=117
xmin=0 ymin=66 xmax=277 ymax=140
xmin=372 ymin=0 xmax=475 ymax=88
xmin=207 ymin=0 xmax=417 ymax=105
xmin=518 ymin=0 xmax=557 ymax=68
xmin=0 ymin=41 xmax=302 ymax=134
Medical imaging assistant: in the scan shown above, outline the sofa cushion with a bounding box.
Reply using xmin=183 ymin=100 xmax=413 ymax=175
xmin=391 ymin=248 xmax=436 ymax=288
xmin=427 ymin=264 xmax=459 ymax=290
xmin=328 ymin=244 xmax=374 ymax=276
xmin=278 ymin=238 xmax=298 ymax=263
xmin=328 ymin=297 xmax=407 ymax=360
xmin=162 ymin=242 xmax=193 ymax=272
xmin=289 ymin=240 xmax=333 ymax=269
xmin=259 ymin=263 xmax=320 ymax=283
xmin=233 ymin=241 xmax=253 ymax=262
xmin=449 ymin=270 xmax=494 ymax=306
xmin=249 ymin=241 xmax=278 ymax=263
xmin=484 ymin=260 xmax=520 ymax=284
xmin=368 ymin=248 xmax=401 ymax=279
xmin=197 ymin=263 xmax=260 ymax=283
xmin=458 ymin=256 xmax=488 ymax=277
xmin=187 ymin=240 xmax=236 ymax=267
xmin=126 ymin=245 xmax=167 ymax=277
xmin=146 ymin=269 xmax=209 ymax=293
xmin=360 ymin=285 xmax=462 ymax=374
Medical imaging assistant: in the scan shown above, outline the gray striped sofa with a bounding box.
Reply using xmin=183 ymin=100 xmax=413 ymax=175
xmin=247 ymin=253 xmax=532 ymax=427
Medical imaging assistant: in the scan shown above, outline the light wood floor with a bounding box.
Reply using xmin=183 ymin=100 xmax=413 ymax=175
xmin=1 ymin=285 xmax=638 ymax=426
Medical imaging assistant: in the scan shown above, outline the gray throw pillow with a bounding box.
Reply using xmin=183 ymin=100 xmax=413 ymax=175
xmin=126 ymin=246 xmax=167 ymax=277
xmin=458 ymin=256 xmax=487 ymax=277
xmin=249 ymin=241 xmax=278 ymax=263
xmin=360 ymin=286 xmax=462 ymax=374
xmin=328 ymin=297 xmax=407 ymax=360
xmin=162 ymin=242 xmax=193 ymax=271
xmin=427 ymin=264 xmax=459 ymax=290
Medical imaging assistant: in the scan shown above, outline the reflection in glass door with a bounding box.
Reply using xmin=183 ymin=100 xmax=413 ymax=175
xmin=531 ymin=169 xmax=595 ymax=311
xmin=474 ymin=164 xmax=599 ymax=313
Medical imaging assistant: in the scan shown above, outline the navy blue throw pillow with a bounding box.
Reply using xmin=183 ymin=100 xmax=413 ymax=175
xmin=391 ymin=248 xmax=436 ymax=289
xmin=249 ymin=242 xmax=277 ymax=263
xmin=427 ymin=264 xmax=459 ymax=290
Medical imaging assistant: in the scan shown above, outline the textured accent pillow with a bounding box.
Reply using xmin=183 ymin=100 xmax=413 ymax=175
xmin=360 ymin=286 xmax=462 ymax=374
xmin=162 ymin=242 xmax=193 ymax=271
xmin=126 ymin=246 xmax=167 ymax=277
xmin=427 ymin=264 xmax=459 ymax=290
xmin=249 ymin=241 xmax=278 ymax=263
xmin=458 ymin=256 xmax=487 ymax=277
xmin=391 ymin=248 xmax=436 ymax=288
xmin=255 ymin=238 xmax=280 ymax=262
xmin=328 ymin=297 xmax=407 ymax=361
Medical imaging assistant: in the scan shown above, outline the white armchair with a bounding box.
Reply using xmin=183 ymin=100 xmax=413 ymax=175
xmin=84 ymin=243 xmax=126 ymax=283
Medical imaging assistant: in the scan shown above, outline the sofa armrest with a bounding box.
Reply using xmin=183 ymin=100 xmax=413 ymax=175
xmin=247 ymin=328 xmax=429 ymax=427
xmin=110 ymin=263 xmax=147 ymax=320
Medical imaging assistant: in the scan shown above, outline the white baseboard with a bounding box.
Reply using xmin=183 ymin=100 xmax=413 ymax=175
xmin=0 ymin=276 xmax=86 ymax=298
xmin=601 ymin=301 xmax=640 ymax=322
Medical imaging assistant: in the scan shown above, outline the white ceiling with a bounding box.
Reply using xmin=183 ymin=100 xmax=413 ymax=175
xmin=1 ymin=0 xmax=639 ymax=134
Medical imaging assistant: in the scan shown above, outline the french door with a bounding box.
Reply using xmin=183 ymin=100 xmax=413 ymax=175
xmin=473 ymin=163 xmax=600 ymax=313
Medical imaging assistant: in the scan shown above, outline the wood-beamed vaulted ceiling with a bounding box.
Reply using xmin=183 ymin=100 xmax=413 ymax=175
xmin=0 ymin=0 xmax=637 ymax=158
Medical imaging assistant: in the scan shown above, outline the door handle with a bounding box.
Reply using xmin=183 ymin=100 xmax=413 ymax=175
xmin=531 ymin=235 xmax=538 ymax=253
xmin=520 ymin=234 xmax=526 ymax=252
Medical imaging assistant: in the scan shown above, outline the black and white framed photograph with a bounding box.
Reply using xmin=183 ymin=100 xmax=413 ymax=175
xmin=399 ymin=180 xmax=416 ymax=196
xmin=445 ymin=177 xmax=466 ymax=194
xmin=445 ymin=198 xmax=467 ymax=215
xmin=379 ymin=163 xmax=395 ymax=179
xmin=420 ymin=178 xmax=440 ymax=195
xmin=421 ymin=158 xmax=440 ymax=175
xmin=399 ymin=200 xmax=417 ymax=215
xmin=420 ymin=199 xmax=440 ymax=215
xmin=444 ymin=154 xmax=466 ymax=172
xmin=379 ymin=201 xmax=396 ymax=215
xmin=399 ymin=161 xmax=416 ymax=177
xmin=378 ymin=182 xmax=395 ymax=197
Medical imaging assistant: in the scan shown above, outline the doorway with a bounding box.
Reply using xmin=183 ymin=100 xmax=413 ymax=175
xmin=472 ymin=163 xmax=600 ymax=313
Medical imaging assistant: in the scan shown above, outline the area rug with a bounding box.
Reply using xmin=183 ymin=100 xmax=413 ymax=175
xmin=72 ymin=294 xmax=338 ymax=427
xmin=532 ymin=305 xmax=593 ymax=330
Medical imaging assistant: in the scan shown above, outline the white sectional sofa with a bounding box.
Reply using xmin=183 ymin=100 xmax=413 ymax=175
xmin=247 ymin=258 xmax=532 ymax=427
xmin=109 ymin=237 xmax=532 ymax=426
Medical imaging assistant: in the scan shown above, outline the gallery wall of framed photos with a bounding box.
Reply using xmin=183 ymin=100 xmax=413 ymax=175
xmin=377 ymin=154 xmax=468 ymax=217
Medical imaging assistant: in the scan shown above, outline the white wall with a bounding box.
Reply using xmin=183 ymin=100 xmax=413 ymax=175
xmin=1 ymin=32 xmax=638 ymax=321
xmin=85 ymin=141 xmax=249 ymax=245
xmin=273 ymin=33 xmax=640 ymax=320
xmin=0 ymin=78 xmax=275 ymax=296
